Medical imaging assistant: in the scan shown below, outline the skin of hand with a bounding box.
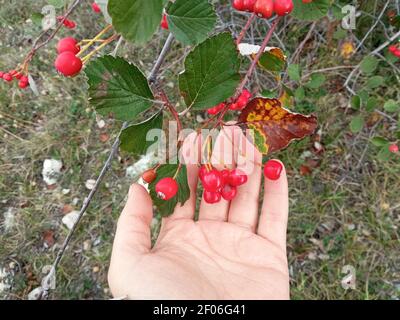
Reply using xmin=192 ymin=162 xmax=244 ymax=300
xmin=108 ymin=126 xmax=290 ymax=300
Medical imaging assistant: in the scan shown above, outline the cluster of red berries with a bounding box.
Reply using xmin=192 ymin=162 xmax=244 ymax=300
xmin=54 ymin=37 xmax=83 ymax=77
xmin=199 ymin=166 xmax=248 ymax=203
xmin=232 ymin=0 xmax=294 ymax=18
xmin=161 ymin=14 xmax=169 ymax=30
xmin=207 ymin=89 xmax=252 ymax=115
xmin=57 ymin=16 xmax=76 ymax=29
xmin=145 ymin=159 xmax=284 ymax=203
xmin=389 ymin=44 xmax=400 ymax=58
xmin=0 ymin=70 xmax=29 ymax=89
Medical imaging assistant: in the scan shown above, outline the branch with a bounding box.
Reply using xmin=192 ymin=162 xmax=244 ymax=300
xmin=234 ymin=17 xmax=281 ymax=98
xmin=236 ymin=13 xmax=256 ymax=45
xmin=37 ymin=33 xmax=175 ymax=300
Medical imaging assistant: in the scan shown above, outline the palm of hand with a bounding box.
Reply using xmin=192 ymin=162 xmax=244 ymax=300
xmin=118 ymin=218 xmax=288 ymax=300
xmin=109 ymin=128 xmax=290 ymax=300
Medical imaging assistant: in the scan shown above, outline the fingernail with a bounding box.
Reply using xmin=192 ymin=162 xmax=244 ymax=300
xmin=263 ymin=159 xmax=283 ymax=181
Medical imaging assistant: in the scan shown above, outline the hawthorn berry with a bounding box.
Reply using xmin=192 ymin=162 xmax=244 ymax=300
xmin=57 ymin=37 xmax=80 ymax=54
xmin=155 ymin=177 xmax=179 ymax=200
xmin=394 ymin=49 xmax=400 ymax=58
xmin=9 ymin=70 xmax=17 ymax=76
xmin=92 ymin=2 xmax=101 ymax=13
xmin=207 ymin=102 xmax=226 ymax=115
xmin=263 ymin=159 xmax=283 ymax=180
xmin=389 ymin=144 xmax=399 ymax=153
xmin=230 ymin=89 xmax=252 ymax=110
xmin=199 ymin=165 xmax=209 ymax=181
xmin=389 ymin=45 xmax=397 ymax=53
xmin=254 ymin=0 xmax=274 ymax=19
xmin=20 ymin=75 xmax=29 ymax=83
xmin=233 ymin=0 xmax=246 ymax=11
xmin=220 ymin=169 xmax=231 ymax=184
xmin=273 ymin=0 xmax=294 ymax=16
xmin=18 ymin=80 xmax=29 ymax=89
xmin=228 ymin=169 xmax=248 ymax=187
xmin=15 ymin=72 xmax=23 ymax=80
xmin=203 ymin=190 xmax=222 ymax=204
xmin=3 ymin=73 xmax=13 ymax=82
xmin=55 ymin=51 xmax=83 ymax=77
xmin=142 ymin=169 xmax=157 ymax=183
xmin=0 ymin=71 xmax=4 ymax=79
xmin=161 ymin=14 xmax=169 ymax=30
xmin=221 ymin=184 xmax=237 ymax=201
xmin=243 ymin=0 xmax=257 ymax=11
xmin=202 ymin=169 xmax=223 ymax=192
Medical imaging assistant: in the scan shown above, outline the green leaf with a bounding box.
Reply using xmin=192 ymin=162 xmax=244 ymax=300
xmin=85 ymin=55 xmax=154 ymax=121
xmin=148 ymin=164 xmax=190 ymax=216
xmin=360 ymin=56 xmax=379 ymax=74
xmin=305 ymin=73 xmax=326 ymax=89
xmin=365 ymin=76 xmax=384 ymax=89
xmin=48 ymin=0 xmax=65 ymax=8
xmin=108 ymin=0 xmax=163 ymax=44
xmin=261 ymin=89 xmax=277 ymax=98
xmin=333 ymin=27 xmax=347 ymax=40
xmin=384 ymin=99 xmax=399 ymax=113
xmin=366 ymin=97 xmax=378 ymax=112
xmin=31 ymin=12 xmax=44 ymax=26
xmin=258 ymin=49 xmax=286 ymax=73
xmin=295 ymin=87 xmax=305 ymax=101
xmin=120 ymin=112 xmax=163 ymax=156
xmin=292 ymin=0 xmax=330 ymax=21
xmin=350 ymin=115 xmax=364 ymax=133
xmin=179 ymin=32 xmax=240 ymax=110
xmin=287 ymin=64 xmax=301 ymax=82
xmin=358 ymin=90 xmax=369 ymax=103
xmin=351 ymin=95 xmax=361 ymax=110
xmin=377 ymin=146 xmax=392 ymax=161
xmin=371 ymin=137 xmax=389 ymax=147
xmin=166 ymin=0 xmax=216 ymax=45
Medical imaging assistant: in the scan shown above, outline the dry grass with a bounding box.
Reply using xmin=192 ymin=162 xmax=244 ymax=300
xmin=0 ymin=0 xmax=399 ymax=300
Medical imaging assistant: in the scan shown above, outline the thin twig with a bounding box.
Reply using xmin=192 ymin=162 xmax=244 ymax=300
xmin=236 ymin=13 xmax=256 ymax=45
xmin=38 ymin=33 xmax=175 ymax=300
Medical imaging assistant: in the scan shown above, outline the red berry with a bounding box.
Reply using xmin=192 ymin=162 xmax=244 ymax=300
xmin=228 ymin=169 xmax=248 ymax=187
xmin=15 ymin=72 xmax=22 ymax=80
xmin=202 ymin=169 xmax=223 ymax=192
xmin=389 ymin=144 xmax=399 ymax=153
xmin=233 ymin=0 xmax=246 ymax=11
xmin=3 ymin=73 xmax=12 ymax=82
xmin=394 ymin=49 xmax=400 ymax=58
xmin=389 ymin=45 xmax=397 ymax=53
xmin=243 ymin=0 xmax=257 ymax=11
xmin=273 ymin=0 xmax=294 ymax=16
xmin=229 ymin=102 xmax=239 ymax=110
xmin=221 ymin=184 xmax=237 ymax=201
xmin=263 ymin=159 xmax=283 ymax=180
xmin=254 ymin=0 xmax=274 ymax=19
xmin=207 ymin=102 xmax=226 ymax=115
xmin=235 ymin=95 xmax=249 ymax=109
xmin=92 ymin=2 xmax=101 ymax=13
xmin=64 ymin=19 xmax=76 ymax=29
xmin=55 ymin=52 xmax=83 ymax=77
xmin=20 ymin=75 xmax=29 ymax=83
xmin=161 ymin=14 xmax=169 ymax=30
xmin=241 ymin=89 xmax=252 ymax=100
xmin=57 ymin=37 xmax=80 ymax=54
xmin=203 ymin=190 xmax=222 ymax=204
xmin=9 ymin=70 xmax=17 ymax=76
xmin=18 ymin=80 xmax=29 ymax=89
xmin=199 ymin=165 xmax=209 ymax=181
xmin=155 ymin=177 xmax=178 ymax=200
xmin=0 ymin=72 xmax=4 ymax=79
xmin=220 ymin=169 xmax=231 ymax=184
xmin=142 ymin=169 xmax=157 ymax=183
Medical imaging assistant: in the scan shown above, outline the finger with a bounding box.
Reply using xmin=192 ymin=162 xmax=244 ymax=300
xmin=170 ymin=133 xmax=201 ymax=220
xmin=198 ymin=126 xmax=238 ymax=222
xmin=228 ymin=131 xmax=262 ymax=232
xmin=257 ymin=160 xmax=288 ymax=251
xmin=112 ymin=184 xmax=153 ymax=257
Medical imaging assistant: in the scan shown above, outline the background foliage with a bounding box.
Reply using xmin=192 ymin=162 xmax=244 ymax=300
xmin=0 ymin=0 xmax=399 ymax=299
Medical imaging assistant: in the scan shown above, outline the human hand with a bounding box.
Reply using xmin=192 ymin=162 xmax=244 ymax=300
xmin=108 ymin=127 xmax=289 ymax=300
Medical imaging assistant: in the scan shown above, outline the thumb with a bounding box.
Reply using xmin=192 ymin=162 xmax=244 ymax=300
xmin=112 ymin=183 xmax=153 ymax=257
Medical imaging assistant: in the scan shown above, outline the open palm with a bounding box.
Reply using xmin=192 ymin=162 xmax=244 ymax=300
xmin=108 ymin=127 xmax=289 ymax=300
